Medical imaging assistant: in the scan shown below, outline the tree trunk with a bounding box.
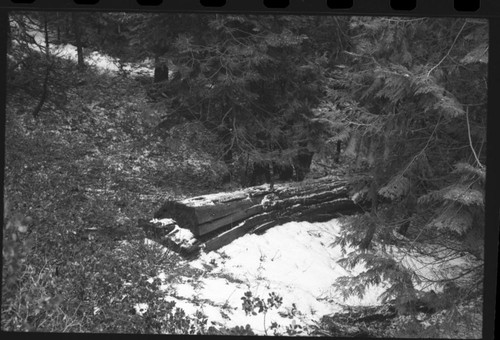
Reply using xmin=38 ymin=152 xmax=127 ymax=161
xmin=55 ymin=12 xmax=61 ymax=43
xmin=359 ymin=167 xmax=381 ymax=251
xmin=44 ymin=14 xmax=50 ymax=56
xmin=32 ymin=65 xmax=51 ymax=118
xmin=219 ymin=124 xmax=234 ymax=165
xmin=6 ymin=15 xmax=12 ymax=53
xmin=71 ymin=12 xmax=85 ymax=70
xmin=143 ymin=176 xmax=361 ymax=255
xmin=32 ymin=15 xmax=52 ymax=118
xmin=65 ymin=15 xmax=70 ymax=38
xmin=335 ymin=140 xmax=341 ymax=163
xmin=154 ymin=56 xmax=169 ymax=83
xmin=96 ymin=13 xmax=101 ymax=35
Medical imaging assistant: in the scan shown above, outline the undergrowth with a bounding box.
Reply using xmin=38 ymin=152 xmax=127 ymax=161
xmin=2 ymin=60 xmax=228 ymax=333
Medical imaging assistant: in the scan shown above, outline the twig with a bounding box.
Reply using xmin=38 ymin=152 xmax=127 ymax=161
xmin=427 ymin=21 xmax=467 ymax=78
xmin=220 ymin=107 xmax=233 ymax=125
xmin=465 ymin=107 xmax=484 ymax=169
xmin=263 ymin=311 xmax=268 ymax=336
xmin=399 ymin=114 xmax=442 ymax=179
xmin=382 ymin=18 xmax=427 ymax=23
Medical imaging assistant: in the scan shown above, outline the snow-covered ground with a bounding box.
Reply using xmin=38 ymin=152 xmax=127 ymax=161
xmin=135 ymin=217 xmax=475 ymax=335
xmin=16 ymin=27 xmax=154 ymax=78
xmin=140 ymin=219 xmax=389 ymax=335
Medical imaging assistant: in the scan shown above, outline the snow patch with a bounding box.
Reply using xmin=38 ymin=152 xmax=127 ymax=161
xmin=134 ymin=303 xmax=149 ymax=316
xmin=150 ymin=219 xmax=389 ymax=335
xmin=132 ymin=216 xmax=469 ymax=335
xmin=19 ymin=29 xmax=154 ymax=77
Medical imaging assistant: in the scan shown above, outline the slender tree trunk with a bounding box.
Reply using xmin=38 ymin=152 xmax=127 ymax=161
xmin=55 ymin=12 xmax=61 ymax=43
xmin=153 ymin=55 xmax=169 ymax=83
xmin=65 ymin=15 xmax=70 ymax=39
xmin=71 ymin=12 xmax=85 ymax=70
xmin=32 ymin=66 xmax=51 ymax=118
xmin=32 ymin=15 xmax=52 ymax=118
xmin=220 ymin=119 xmax=234 ymax=165
xmin=96 ymin=14 xmax=101 ymax=35
xmin=7 ymin=22 xmax=13 ymax=54
xmin=360 ymin=170 xmax=380 ymax=250
xmin=44 ymin=14 xmax=50 ymax=56
xmin=335 ymin=140 xmax=341 ymax=163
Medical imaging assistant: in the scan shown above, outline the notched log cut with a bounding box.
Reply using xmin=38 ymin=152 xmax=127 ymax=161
xmin=145 ymin=176 xmax=361 ymax=255
xmin=154 ymin=189 xmax=265 ymax=236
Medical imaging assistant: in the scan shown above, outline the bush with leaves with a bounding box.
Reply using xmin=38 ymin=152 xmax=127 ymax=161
xmin=239 ymin=291 xmax=309 ymax=336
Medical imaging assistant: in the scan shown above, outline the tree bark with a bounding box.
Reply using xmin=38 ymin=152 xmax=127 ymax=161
xmin=359 ymin=168 xmax=381 ymax=251
xmin=6 ymin=15 xmax=12 ymax=53
xmin=146 ymin=176 xmax=361 ymax=255
xmin=71 ymin=12 xmax=85 ymax=70
xmin=44 ymin=14 xmax=50 ymax=56
xmin=32 ymin=15 xmax=52 ymax=118
xmin=56 ymin=12 xmax=61 ymax=43
xmin=65 ymin=15 xmax=70 ymax=38
xmin=335 ymin=140 xmax=341 ymax=163
xmin=32 ymin=65 xmax=51 ymax=118
xmin=153 ymin=55 xmax=169 ymax=83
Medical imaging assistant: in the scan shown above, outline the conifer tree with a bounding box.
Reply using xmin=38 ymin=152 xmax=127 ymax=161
xmin=324 ymin=17 xmax=487 ymax=316
xmin=121 ymin=14 xmax=339 ymax=183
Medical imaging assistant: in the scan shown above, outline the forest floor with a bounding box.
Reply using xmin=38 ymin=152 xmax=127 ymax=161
xmin=3 ymin=44 xmax=482 ymax=337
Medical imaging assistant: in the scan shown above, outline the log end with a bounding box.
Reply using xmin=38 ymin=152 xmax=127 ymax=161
xmin=154 ymin=200 xmax=198 ymax=231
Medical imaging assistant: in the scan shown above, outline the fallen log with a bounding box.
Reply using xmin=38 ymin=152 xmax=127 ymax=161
xmin=316 ymin=304 xmax=398 ymax=337
xmin=154 ymin=188 xmax=267 ymax=236
xmin=202 ymin=197 xmax=359 ymax=253
xmin=143 ymin=176 xmax=361 ymax=255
